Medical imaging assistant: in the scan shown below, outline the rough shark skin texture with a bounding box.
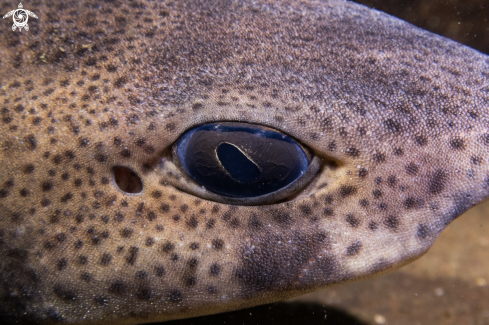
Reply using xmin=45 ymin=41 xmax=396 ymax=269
xmin=0 ymin=0 xmax=488 ymax=324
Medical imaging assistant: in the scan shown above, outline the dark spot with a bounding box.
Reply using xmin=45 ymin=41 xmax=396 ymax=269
xmin=188 ymin=258 xmax=199 ymax=270
xmin=114 ymin=77 xmax=128 ymax=88
xmin=471 ymin=156 xmax=483 ymax=165
xmin=368 ymin=221 xmax=378 ymax=230
xmin=384 ymin=216 xmax=399 ymax=230
xmin=78 ymin=256 xmax=88 ymax=265
xmin=42 ymin=181 xmax=53 ymax=192
xmin=230 ymin=218 xmax=240 ymax=228
xmin=450 ymin=138 xmax=465 ymax=150
xmin=192 ymin=103 xmax=203 ymax=110
xmin=109 ymin=280 xmax=127 ymax=295
xmin=324 ymin=195 xmax=334 ymax=204
xmin=186 ymin=216 xmax=199 ymax=229
xmin=23 ymin=164 xmax=35 ymax=174
xmin=417 ymin=224 xmax=431 ymax=239
xmin=14 ymin=104 xmax=25 ymax=112
xmin=117 ymin=149 xmax=130 ymax=159
xmin=346 ymin=147 xmax=359 ymax=157
xmin=53 ymin=284 xmax=76 ymax=301
xmin=394 ymin=148 xmax=404 ymax=156
xmin=379 ymin=202 xmax=387 ymax=210
xmin=19 ymin=188 xmax=29 ymax=197
xmin=210 ymin=263 xmax=221 ymax=276
xmin=171 ymin=253 xmax=179 ymax=261
xmin=405 ymin=162 xmax=419 ymax=175
xmin=167 ymin=290 xmax=182 ymax=303
xmin=339 ymin=185 xmax=357 ymax=198
xmin=74 ymin=240 xmax=83 ymax=249
xmin=166 ymin=123 xmax=175 ymax=131
xmin=32 ymin=117 xmax=41 ymax=125
xmin=162 ymin=242 xmax=174 ymax=253
xmin=300 ymin=205 xmax=312 ymax=215
xmin=120 ymin=228 xmax=133 ymax=238
xmin=25 ymin=134 xmax=37 ymax=150
xmin=372 ymin=189 xmax=382 ymax=198
xmin=206 ymin=219 xmax=216 ymax=229
xmin=155 ymin=266 xmax=165 ymax=277
xmin=359 ymin=199 xmax=368 ymax=207
xmin=100 ymin=253 xmax=112 ymax=266
xmin=235 ymin=231 xmax=335 ymax=294
xmin=384 ymin=119 xmax=402 ymax=133
xmin=212 ymin=239 xmax=224 ymax=250
xmin=80 ymin=273 xmax=91 ymax=282
xmin=147 ymin=211 xmax=157 ymax=221
xmin=357 ymin=168 xmax=368 ymax=178
xmin=346 ymin=214 xmax=359 ymax=227
xmin=346 ymin=242 xmax=362 ymax=256
xmin=273 ymin=212 xmax=292 ymax=226
xmin=160 ymin=203 xmax=170 ymax=212
xmin=136 ymin=271 xmax=148 ymax=280
xmin=40 ymin=196 xmax=51 ymax=207
xmin=56 ymin=233 xmax=66 ymax=242
xmin=180 ymin=204 xmax=188 ymax=212
xmin=387 ymin=175 xmax=397 ymax=187
xmin=94 ymin=296 xmax=109 ymax=306
xmin=136 ymin=137 xmax=146 ymax=147
xmin=151 ymin=190 xmax=162 ymax=199
xmin=482 ymin=133 xmax=489 ymax=146
xmin=85 ymin=57 xmax=97 ymax=66
xmin=404 ymin=197 xmax=424 ymax=209
xmin=190 ymin=242 xmax=199 ymax=250
xmin=95 ymin=154 xmax=107 ymax=162
xmin=327 ymin=141 xmax=336 ymax=151
xmin=57 ymin=258 xmax=68 ymax=271
xmin=323 ymin=207 xmax=334 ymax=216
xmin=373 ymin=152 xmax=385 ymax=163
xmin=415 ymin=135 xmax=427 ymax=146
xmin=60 ymin=192 xmax=73 ymax=203
xmin=136 ymin=287 xmax=152 ymax=300
xmin=248 ymin=214 xmax=262 ymax=229
xmin=429 ymin=169 xmax=448 ymax=194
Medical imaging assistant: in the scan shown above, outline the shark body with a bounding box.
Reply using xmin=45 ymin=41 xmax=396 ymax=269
xmin=1 ymin=0 xmax=489 ymax=324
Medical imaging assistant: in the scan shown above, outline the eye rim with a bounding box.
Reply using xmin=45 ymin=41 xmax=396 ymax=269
xmin=165 ymin=121 xmax=322 ymax=206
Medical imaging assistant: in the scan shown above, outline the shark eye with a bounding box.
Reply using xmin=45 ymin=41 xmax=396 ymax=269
xmin=171 ymin=122 xmax=320 ymax=203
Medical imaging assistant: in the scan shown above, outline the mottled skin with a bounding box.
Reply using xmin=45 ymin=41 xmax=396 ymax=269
xmin=1 ymin=0 xmax=489 ymax=324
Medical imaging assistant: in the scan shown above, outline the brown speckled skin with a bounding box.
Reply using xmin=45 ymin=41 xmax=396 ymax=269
xmin=1 ymin=0 xmax=489 ymax=324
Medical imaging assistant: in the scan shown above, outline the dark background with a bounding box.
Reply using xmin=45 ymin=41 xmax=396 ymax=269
xmin=353 ymin=0 xmax=489 ymax=55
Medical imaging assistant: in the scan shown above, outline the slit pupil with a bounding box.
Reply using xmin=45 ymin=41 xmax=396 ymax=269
xmin=216 ymin=143 xmax=261 ymax=183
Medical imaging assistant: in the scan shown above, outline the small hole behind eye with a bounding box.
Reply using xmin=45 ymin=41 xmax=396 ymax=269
xmin=113 ymin=166 xmax=143 ymax=194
